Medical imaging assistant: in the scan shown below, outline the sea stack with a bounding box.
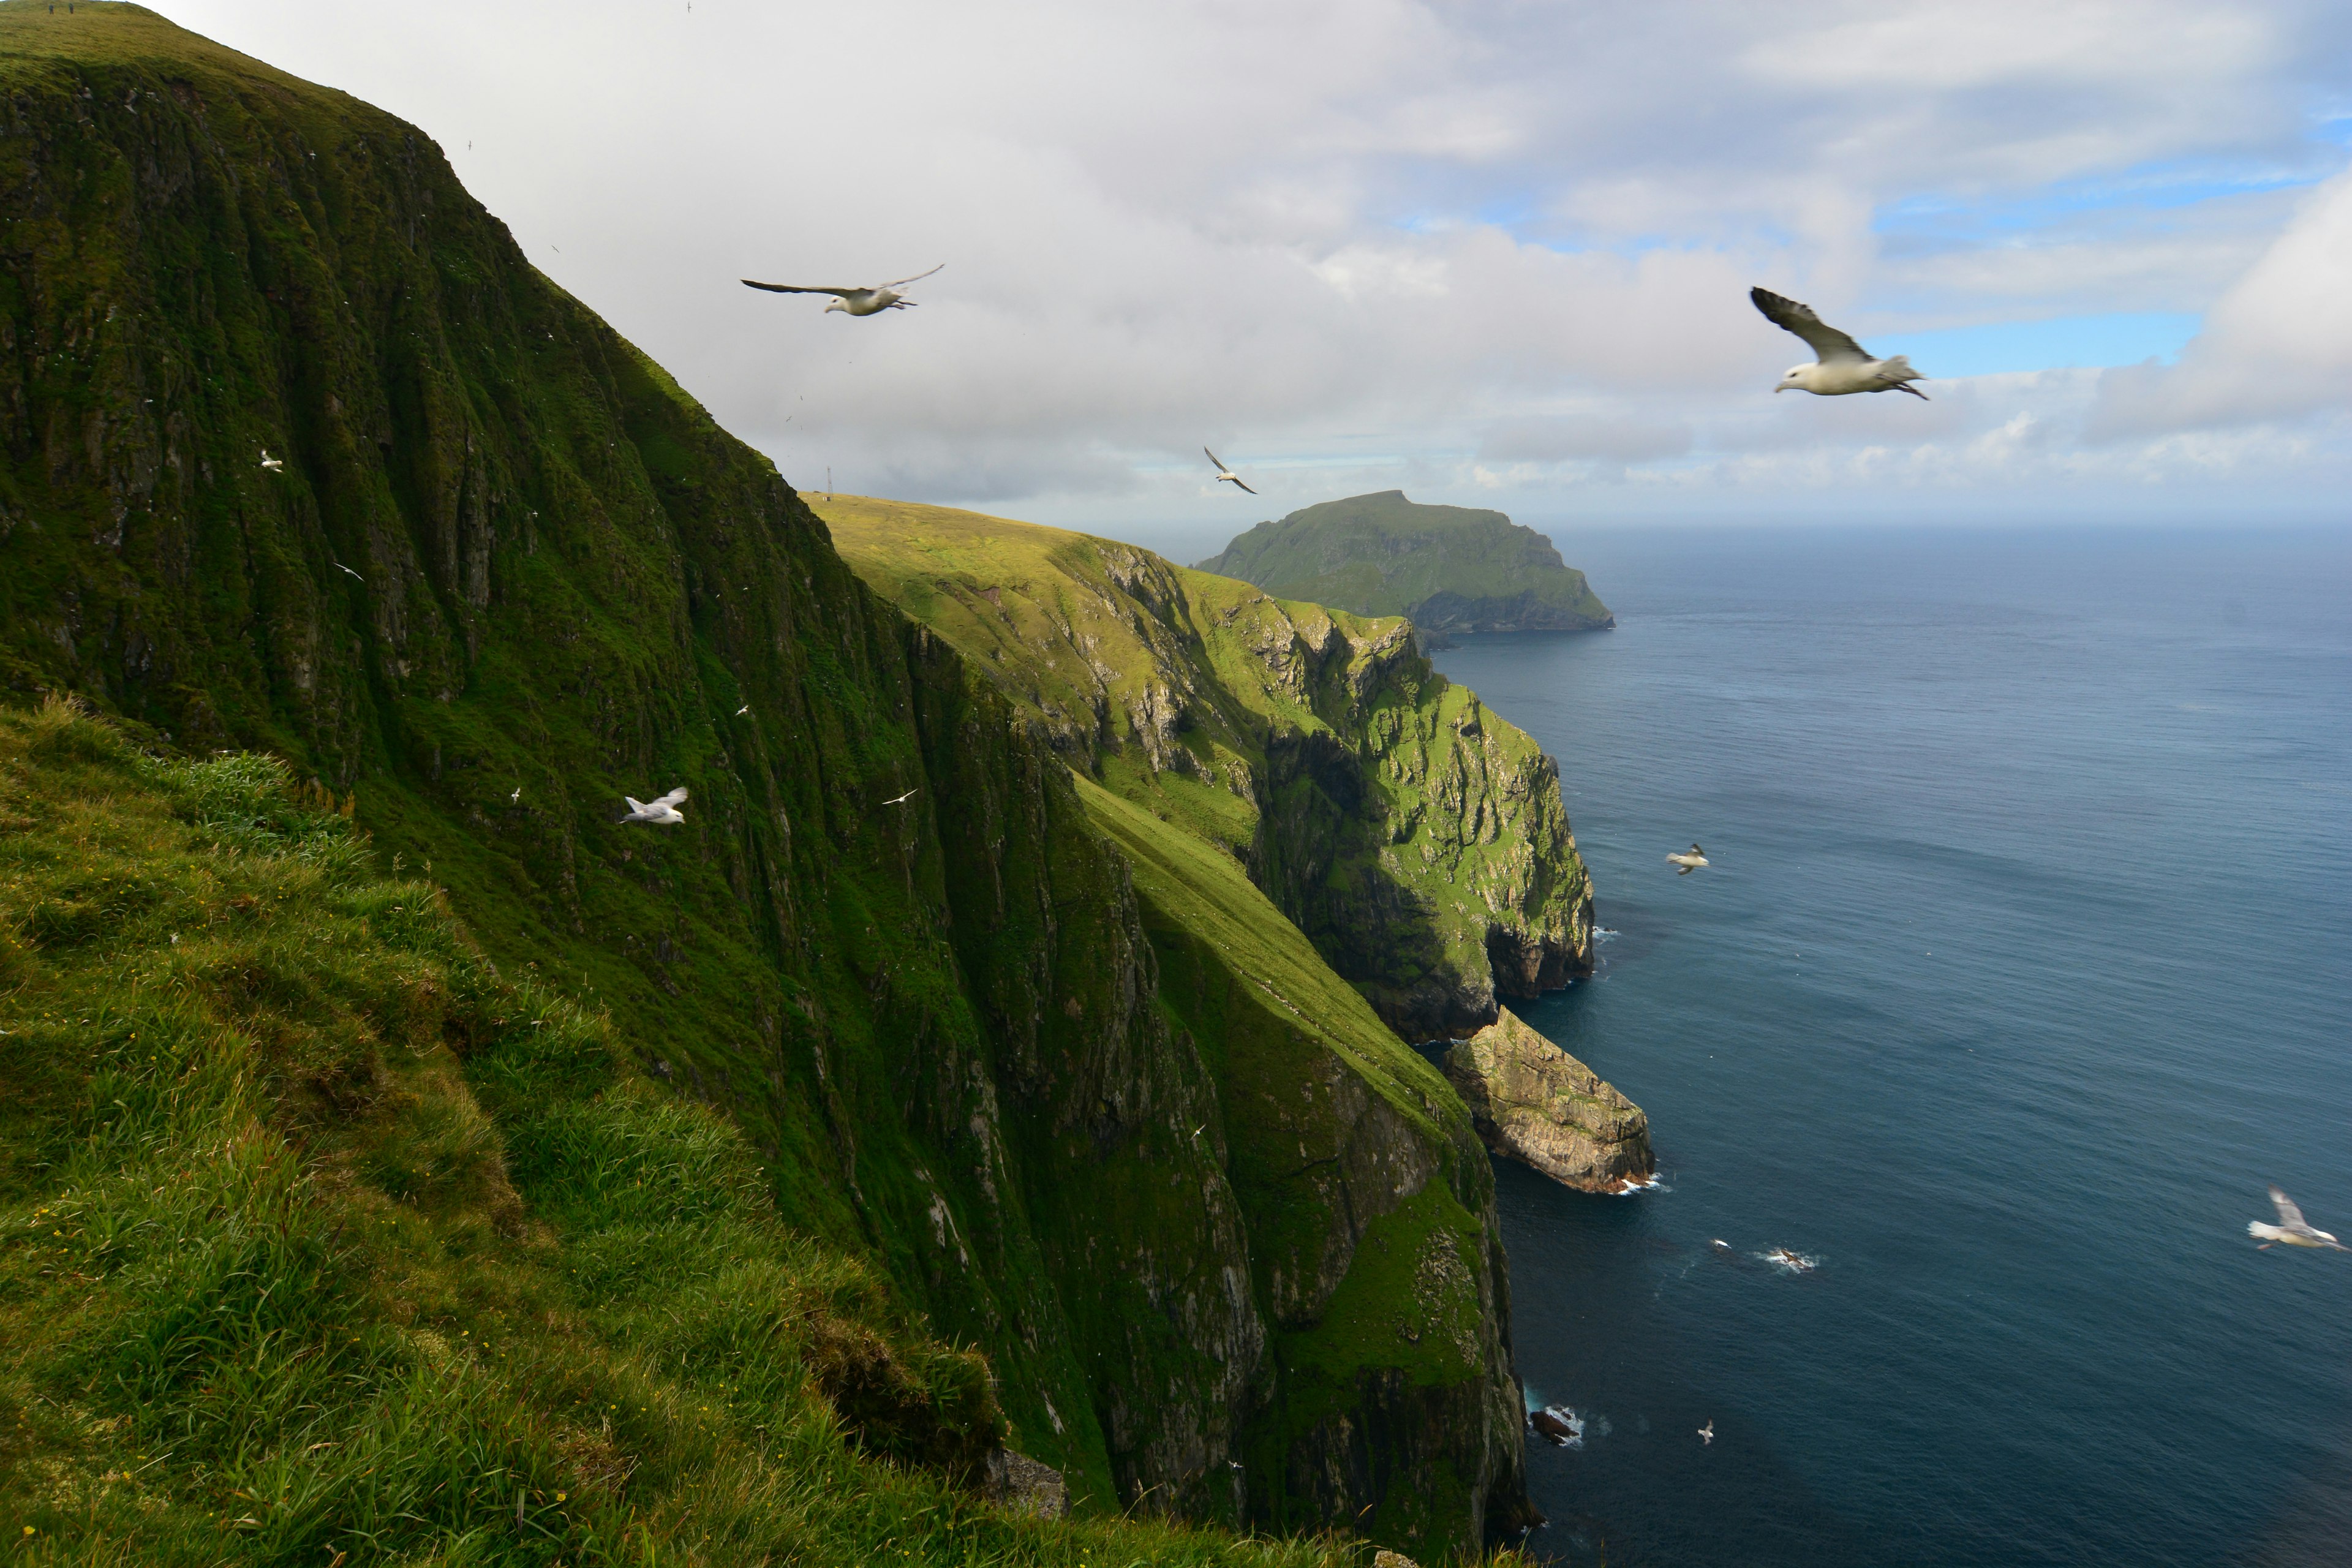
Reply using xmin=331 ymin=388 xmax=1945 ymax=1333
xmin=1444 ymin=1009 xmax=1654 ymax=1192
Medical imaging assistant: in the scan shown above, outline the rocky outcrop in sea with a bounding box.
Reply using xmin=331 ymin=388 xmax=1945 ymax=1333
xmin=1444 ymin=1009 xmax=1654 ymax=1192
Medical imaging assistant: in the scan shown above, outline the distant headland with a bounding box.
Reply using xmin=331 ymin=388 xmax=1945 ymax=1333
xmin=1195 ymin=491 xmax=1615 ymax=638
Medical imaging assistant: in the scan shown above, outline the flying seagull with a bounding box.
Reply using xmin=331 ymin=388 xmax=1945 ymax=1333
xmin=1698 ymin=1421 xmax=1714 ymax=1446
xmin=1751 ymin=288 xmax=1929 ymax=399
xmin=2250 ymin=1186 xmax=2348 ymax=1251
xmin=619 ymin=786 xmax=688 ymax=826
xmin=734 ymin=704 xmax=750 ymax=716
xmin=882 ymin=788 xmax=918 ymax=807
xmin=1667 ymin=843 xmax=1708 ymax=875
xmin=1204 ymin=447 xmax=1257 ymax=496
xmin=260 ymin=450 xmax=284 ymax=472
xmin=510 ymin=785 xmax=522 ymax=804
xmin=741 ymin=264 xmax=944 ymax=316
xmin=333 ymin=561 xmax=363 ymax=582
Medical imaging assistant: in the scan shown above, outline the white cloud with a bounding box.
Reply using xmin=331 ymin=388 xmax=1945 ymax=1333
xmin=2090 ymin=169 xmax=2352 ymax=436
xmin=149 ymin=0 xmax=2352 ymax=523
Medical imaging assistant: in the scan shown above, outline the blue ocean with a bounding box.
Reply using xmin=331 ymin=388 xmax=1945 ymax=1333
xmin=1427 ymin=524 xmax=2352 ymax=1568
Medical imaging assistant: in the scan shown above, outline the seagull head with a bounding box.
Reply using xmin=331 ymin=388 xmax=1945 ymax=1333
xmin=1775 ymin=366 xmax=1809 ymax=393
xmin=823 ymin=298 xmax=848 ymax=314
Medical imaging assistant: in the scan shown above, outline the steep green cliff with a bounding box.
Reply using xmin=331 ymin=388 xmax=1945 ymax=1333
xmin=1196 ymin=492 xmax=1613 ymax=636
xmin=818 ymin=495 xmax=1594 ymax=1040
xmin=0 ymin=3 xmax=1531 ymax=1556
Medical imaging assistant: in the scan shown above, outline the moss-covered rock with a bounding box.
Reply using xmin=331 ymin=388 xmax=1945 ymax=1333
xmin=818 ymin=494 xmax=1596 ymax=1040
xmin=1444 ymin=1008 xmax=1653 ymax=1194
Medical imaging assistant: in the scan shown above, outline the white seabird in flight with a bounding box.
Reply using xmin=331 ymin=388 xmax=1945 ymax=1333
xmin=260 ymin=450 xmax=284 ymax=471
xmin=1667 ymin=843 xmax=1708 ymax=875
xmin=619 ymin=786 xmax=688 ymax=826
xmin=741 ymin=264 xmax=944 ymax=316
xmin=1204 ymin=447 xmax=1257 ymax=496
xmin=2250 ymin=1186 xmax=2348 ymax=1251
xmin=1751 ymin=288 xmax=1929 ymax=399
xmin=881 ymin=788 xmax=918 ymax=807
xmin=1698 ymin=1420 xmax=1714 ymax=1446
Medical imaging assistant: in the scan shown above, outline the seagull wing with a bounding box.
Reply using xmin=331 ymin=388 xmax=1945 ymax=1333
xmin=879 ymin=263 xmax=944 ymax=290
xmin=2271 ymin=1186 xmax=2309 ymax=1229
xmin=1204 ymin=446 xmax=1229 ymax=473
xmin=650 ymin=786 xmax=690 ymax=810
xmin=1751 ymin=287 xmax=1871 ymax=364
xmin=1231 ymin=477 xmax=1257 ymax=494
xmin=742 ymin=280 xmax=861 ymax=298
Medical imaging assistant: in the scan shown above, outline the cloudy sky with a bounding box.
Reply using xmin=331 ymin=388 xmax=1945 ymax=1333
xmin=162 ymin=1 xmax=2352 ymax=538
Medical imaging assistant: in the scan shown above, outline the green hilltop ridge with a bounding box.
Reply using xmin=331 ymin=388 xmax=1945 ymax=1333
xmin=815 ymin=494 xmax=1596 ymax=1040
xmin=1196 ymin=492 xmax=1613 ymax=637
xmin=0 ymin=4 xmax=1543 ymax=1560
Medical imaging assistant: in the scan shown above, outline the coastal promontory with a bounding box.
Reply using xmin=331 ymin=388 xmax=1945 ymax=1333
xmin=1195 ymin=490 xmax=1614 ymax=637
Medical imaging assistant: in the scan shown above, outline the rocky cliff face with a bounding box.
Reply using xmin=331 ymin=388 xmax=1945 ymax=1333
xmin=0 ymin=8 xmax=1523 ymax=1554
xmin=818 ymin=496 xmax=1596 ymax=1041
xmin=1444 ymin=1008 xmax=1653 ymax=1193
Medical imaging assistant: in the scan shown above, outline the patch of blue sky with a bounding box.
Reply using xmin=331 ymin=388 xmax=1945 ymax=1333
xmin=1886 ymin=312 xmax=2201 ymax=377
xmin=1877 ymin=156 xmax=2339 ymax=244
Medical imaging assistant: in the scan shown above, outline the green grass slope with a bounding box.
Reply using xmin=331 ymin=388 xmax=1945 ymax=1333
xmin=816 ymin=496 xmax=1595 ymax=1041
xmin=0 ymin=697 xmax=1403 ymax=1568
xmin=0 ymin=5 xmax=1534 ymax=1552
xmin=1194 ymin=493 xmax=1612 ymax=635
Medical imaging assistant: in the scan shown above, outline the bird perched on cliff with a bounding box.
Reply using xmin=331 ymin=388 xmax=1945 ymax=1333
xmin=260 ymin=449 xmax=284 ymax=472
xmin=618 ymin=786 xmax=688 ymax=826
xmin=741 ymin=264 xmax=943 ymax=316
xmin=1698 ymin=1420 xmax=1714 ymax=1446
xmin=1751 ymin=288 xmax=1929 ymax=399
xmin=2250 ymin=1186 xmax=2348 ymax=1251
xmin=1204 ymin=447 xmax=1257 ymax=496
xmin=881 ymin=788 xmax=918 ymax=807
xmin=1667 ymin=844 xmax=1708 ymax=875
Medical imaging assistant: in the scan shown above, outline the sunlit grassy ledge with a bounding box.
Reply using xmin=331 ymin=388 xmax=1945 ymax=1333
xmin=816 ymin=496 xmax=1596 ymax=1040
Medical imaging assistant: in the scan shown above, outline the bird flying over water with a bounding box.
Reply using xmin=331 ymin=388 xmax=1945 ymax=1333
xmin=882 ymin=788 xmax=918 ymax=807
xmin=619 ymin=786 xmax=688 ymax=826
xmin=2250 ymin=1186 xmax=2348 ymax=1251
xmin=1751 ymin=288 xmax=1929 ymax=399
xmin=1204 ymin=447 xmax=1257 ymax=495
xmin=742 ymin=264 xmax=943 ymax=316
xmin=1667 ymin=843 xmax=1708 ymax=875
xmin=1698 ymin=1421 xmax=1714 ymax=1446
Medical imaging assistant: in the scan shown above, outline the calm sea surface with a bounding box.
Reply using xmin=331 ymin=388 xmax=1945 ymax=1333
xmin=1428 ymin=525 xmax=2352 ymax=1568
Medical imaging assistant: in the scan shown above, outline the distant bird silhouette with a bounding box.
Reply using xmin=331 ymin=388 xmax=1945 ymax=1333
xmin=1698 ymin=1420 xmax=1714 ymax=1446
xmin=2251 ymin=1186 xmax=2348 ymax=1251
xmin=1752 ymin=287 xmax=1929 ymax=399
xmin=619 ymin=786 xmax=688 ymax=826
xmin=260 ymin=450 xmax=284 ymax=472
xmin=1667 ymin=843 xmax=1708 ymax=875
xmin=881 ymin=788 xmax=918 ymax=807
xmin=742 ymin=264 xmax=943 ymax=316
xmin=1204 ymin=447 xmax=1257 ymax=495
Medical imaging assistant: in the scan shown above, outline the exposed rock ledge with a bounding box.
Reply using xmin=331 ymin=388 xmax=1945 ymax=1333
xmin=1443 ymin=1009 xmax=1654 ymax=1193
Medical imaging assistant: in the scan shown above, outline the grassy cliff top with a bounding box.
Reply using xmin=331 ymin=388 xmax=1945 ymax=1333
xmin=0 ymin=698 xmax=1392 ymax=1568
xmin=1194 ymin=491 xmax=1611 ymax=629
